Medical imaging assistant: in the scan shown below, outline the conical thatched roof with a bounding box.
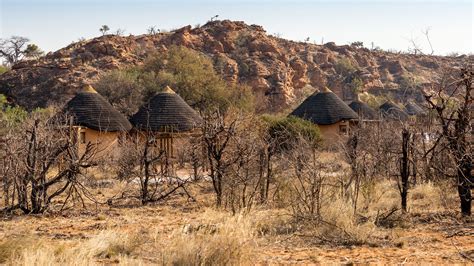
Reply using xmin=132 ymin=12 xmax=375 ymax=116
xmin=349 ymin=100 xmax=379 ymax=120
xmin=63 ymin=85 xmax=132 ymax=132
xmin=290 ymin=88 xmax=358 ymax=125
xmin=404 ymin=101 xmax=426 ymax=116
xmin=130 ymin=86 xmax=203 ymax=132
xmin=379 ymin=101 xmax=409 ymax=121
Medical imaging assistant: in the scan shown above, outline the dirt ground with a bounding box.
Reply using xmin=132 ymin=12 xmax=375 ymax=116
xmin=0 ymin=180 xmax=473 ymax=265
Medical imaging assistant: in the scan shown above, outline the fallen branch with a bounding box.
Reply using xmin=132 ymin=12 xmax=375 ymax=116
xmin=450 ymin=237 xmax=474 ymax=262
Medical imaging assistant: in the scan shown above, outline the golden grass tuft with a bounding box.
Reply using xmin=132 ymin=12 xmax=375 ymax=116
xmin=409 ymin=181 xmax=453 ymax=212
xmin=3 ymin=230 xmax=146 ymax=265
xmin=80 ymin=230 xmax=144 ymax=259
xmin=157 ymin=209 xmax=256 ymax=265
xmin=0 ymin=236 xmax=40 ymax=264
xmin=316 ymin=198 xmax=377 ymax=245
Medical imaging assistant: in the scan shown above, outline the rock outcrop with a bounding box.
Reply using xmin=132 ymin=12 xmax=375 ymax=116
xmin=0 ymin=20 xmax=469 ymax=112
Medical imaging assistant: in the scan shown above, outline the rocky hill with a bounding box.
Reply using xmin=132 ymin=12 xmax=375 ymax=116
xmin=0 ymin=20 xmax=469 ymax=111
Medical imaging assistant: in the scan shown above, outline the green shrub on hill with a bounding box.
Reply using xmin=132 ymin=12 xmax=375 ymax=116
xmin=95 ymin=46 xmax=254 ymax=115
xmin=0 ymin=94 xmax=28 ymax=134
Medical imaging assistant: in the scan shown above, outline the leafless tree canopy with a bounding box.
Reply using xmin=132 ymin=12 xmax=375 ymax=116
xmin=1 ymin=112 xmax=97 ymax=214
xmin=0 ymin=36 xmax=44 ymax=65
xmin=423 ymin=66 xmax=473 ymax=216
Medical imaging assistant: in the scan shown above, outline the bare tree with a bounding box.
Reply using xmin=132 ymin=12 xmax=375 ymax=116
xmin=288 ymin=136 xmax=326 ymax=220
xmin=424 ymin=67 xmax=473 ymax=216
xmin=114 ymin=28 xmax=126 ymax=36
xmin=115 ymin=132 xmax=191 ymax=205
xmin=422 ymin=27 xmax=434 ymax=55
xmin=226 ymin=115 xmax=268 ymax=213
xmin=0 ymin=36 xmax=43 ymax=65
xmin=407 ymin=35 xmax=423 ymax=55
xmin=202 ymin=111 xmax=239 ymax=207
xmin=1 ymin=113 xmax=97 ymax=214
xmin=147 ymin=26 xmax=160 ymax=35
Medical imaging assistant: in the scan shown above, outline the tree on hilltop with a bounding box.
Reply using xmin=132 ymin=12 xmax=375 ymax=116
xmin=99 ymin=25 xmax=110 ymax=36
xmin=0 ymin=36 xmax=44 ymax=66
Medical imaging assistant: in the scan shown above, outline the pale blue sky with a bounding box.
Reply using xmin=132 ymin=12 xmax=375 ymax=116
xmin=1 ymin=0 xmax=472 ymax=55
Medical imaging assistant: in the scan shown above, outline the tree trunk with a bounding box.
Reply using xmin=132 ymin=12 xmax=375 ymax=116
xmin=264 ymin=151 xmax=272 ymax=203
xmin=400 ymin=129 xmax=410 ymax=213
xmin=258 ymin=150 xmax=265 ymax=204
xmin=458 ymin=159 xmax=472 ymax=216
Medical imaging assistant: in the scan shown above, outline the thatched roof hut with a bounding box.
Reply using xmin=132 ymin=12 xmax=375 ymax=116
xmin=63 ymin=85 xmax=132 ymax=132
xmin=379 ymin=101 xmax=409 ymax=121
xmin=290 ymin=88 xmax=358 ymax=125
xmin=130 ymin=86 xmax=203 ymax=132
xmin=404 ymin=101 xmax=426 ymax=116
xmin=349 ymin=98 xmax=378 ymax=121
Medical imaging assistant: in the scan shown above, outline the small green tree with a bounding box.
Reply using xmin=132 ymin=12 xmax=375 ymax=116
xmin=99 ymin=25 xmax=110 ymax=36
xmin=95 ymin=68 xmax=150 ymax=116
xmin=23 ymin=44 xmax=44 ymax=59
xmin=0 ymin=94 xmax=28 ymax=133
xmin=335 ymin=58 xmax=357 ymax=76
xmin=350 ymin=41 xmax=364 ymax=48
xmin=349 ymin=77 xmax=364 ymax=95
xmin=262 ymin=115 xmax=321 ymax=151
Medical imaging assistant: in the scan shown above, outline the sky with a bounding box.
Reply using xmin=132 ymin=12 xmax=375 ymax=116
xmin=0 ymin=0 xmax=472 ymax=55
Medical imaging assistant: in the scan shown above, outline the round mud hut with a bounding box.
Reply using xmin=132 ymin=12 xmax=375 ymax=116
xmin=62 ymin=85 xmax=132 ymax=157
xmin=349 ymin=96 xmax=379 ymax=122
xmin=379 ymin=101 xmax=409 ymax=121
xmin=130 ymin=86 xmax=203 ymax=158
xmin=404 ymin=101 xmax=426 ymax=116
xmin=290 ymin=87 xmax=358 ymax=141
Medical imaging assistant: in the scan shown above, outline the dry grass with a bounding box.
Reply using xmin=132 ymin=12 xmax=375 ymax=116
xmin=156 ymin=210 xmax=255 ymax=265
xmin=80 ymin=230 xmax=144 ymax=259
xmin=2 ymin=230 xmax=145 ymax=265
xmin=0 ymin=158 xmax=470 ymax=264
xmin=316 ymin=198 xmax=377 ymax=245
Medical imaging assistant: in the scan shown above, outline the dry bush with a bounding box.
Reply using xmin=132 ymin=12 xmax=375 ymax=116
xmin=203 ymin=111 xmax=269 ymax=211
xmin=271 ymin=135 xmax=383 ymax=246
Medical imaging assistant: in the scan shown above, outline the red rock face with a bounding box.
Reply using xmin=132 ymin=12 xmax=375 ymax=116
xmin=0 ymin=20 xmax=467 ymax=112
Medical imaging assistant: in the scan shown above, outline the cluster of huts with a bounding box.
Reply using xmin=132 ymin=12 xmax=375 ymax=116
xmin=291 ymin=87 xmax=427 ymax=141
xmin=62 ymin=84 xmax=427 ymax=160
xmin=63 ymin=85 xmax=202 ymax=159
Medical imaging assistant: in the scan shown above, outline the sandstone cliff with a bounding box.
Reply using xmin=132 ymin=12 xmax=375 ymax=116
xmin=0 ymin=20 xmax=469 ymax=111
